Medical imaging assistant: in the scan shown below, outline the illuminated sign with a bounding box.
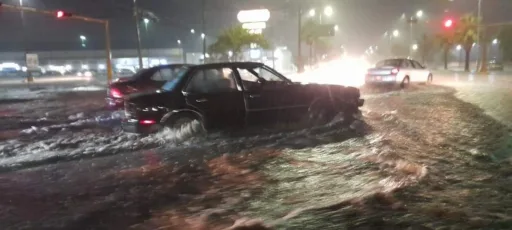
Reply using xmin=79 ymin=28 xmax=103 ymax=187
xmin=237 ymin=9 xmax=270 ymax=23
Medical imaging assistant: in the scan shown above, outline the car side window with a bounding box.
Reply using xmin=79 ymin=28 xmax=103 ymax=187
xmin=159 ymin=68 xmax=175 ymax=81
xmin=238 ymin=67 xmax=287 ymax=91
xmin=150 ymin=70 xmax=163 ymax=81
xmin=412 ymin=60 xmax=424 ymax=69
xmin=185 ymin=68 xmax=237 ymax=94
xmin=401 ymin=60 xmax=411 ymax=68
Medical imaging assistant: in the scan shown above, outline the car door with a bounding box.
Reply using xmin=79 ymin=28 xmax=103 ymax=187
xmin=399 ymin=59 xmax=415 ymax=82
xmin=183 ymin=67 xmax=245 ymax=129
xmin=411 ymin=60 xmax=429 ymax=82
xmin=236 ymin=66 xmax=296 ymax=125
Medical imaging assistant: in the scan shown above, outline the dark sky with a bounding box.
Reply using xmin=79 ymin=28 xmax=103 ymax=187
xmin=1 ymin=0 xmax=511 ymax=54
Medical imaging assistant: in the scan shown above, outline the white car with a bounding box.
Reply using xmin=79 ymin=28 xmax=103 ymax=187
xmin=365 ymin=58 xmax=433 ymax=87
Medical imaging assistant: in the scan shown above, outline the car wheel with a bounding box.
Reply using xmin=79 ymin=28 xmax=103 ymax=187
xmin=400 ymin=76 xmax=410 ymax=89
xmin=308 ymin=102 xmax=336 ymax=126
xmin=427 ymin=74 xmax=433 ymax=84
xmin=165 ymin=116 xmax=206 ymax=134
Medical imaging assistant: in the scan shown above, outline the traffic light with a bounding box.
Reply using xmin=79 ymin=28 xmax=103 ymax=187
xmin=444 ymin=19 xmax=453 ymax=28
xmin=56 ymin=10 xmax=72 ymax=18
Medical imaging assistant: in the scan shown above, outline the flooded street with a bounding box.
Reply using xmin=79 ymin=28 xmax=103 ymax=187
xmin=0 ymin=75 xmax=511 ymax=229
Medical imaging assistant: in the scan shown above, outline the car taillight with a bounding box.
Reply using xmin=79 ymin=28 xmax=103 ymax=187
xmin=110 ymin=88 xmax=123 ymax=98
xmin=140 ymin=120 xmax=156 ymax=125
xmin=391 ymin=68 xmax=399 ymax=75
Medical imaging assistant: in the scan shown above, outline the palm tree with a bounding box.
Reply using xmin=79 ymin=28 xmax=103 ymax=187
xmin=436 ymin=31 xmax=455 ymax=70
xmin=208 ymin=25 xmax=270 ymax=61
xmin=301 ymin=19 xmax=322 ymax=66
xmin=454 ymin=14 xmax=479 ymax=72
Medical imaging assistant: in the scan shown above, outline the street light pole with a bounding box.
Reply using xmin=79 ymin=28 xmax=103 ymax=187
xmin=476 ymin=0 xmax=482 ymax=71
xmin=298 ymin=7 xmax=304 ymax=73
xmin=133 ymin=0 xmax=144 ymax=69
xmin=201 ymin=0 xmax=206 ymax=60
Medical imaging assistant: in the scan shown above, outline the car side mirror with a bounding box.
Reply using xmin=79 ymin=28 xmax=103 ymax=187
xmin=257 ymin=78 xmax=267 ymax=85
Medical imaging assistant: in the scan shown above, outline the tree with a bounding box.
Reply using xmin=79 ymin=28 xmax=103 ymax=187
xmin=208 ymin=25 xmax=270 ymax=61
xmin=301 ymin=19 xmax=322 ymax=66
xmin=498 ymin=26 xmax=512 ymax=62
xmin=454 ymin=14 xmax=480 ymax=72
xmin=435 ymin=31 xmax=455 ymax=70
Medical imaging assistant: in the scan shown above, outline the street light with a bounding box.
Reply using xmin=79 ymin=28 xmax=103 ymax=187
xmin=201 ymin=33 xmax=205 ymax=39
xmin=308 ymin=9 xmax=316 ymax=17
xmin=324 ymin=6 xmax=333 ymax=17
xmin=412 ymin=44 xmax=418 ymax=50
xmin=177 ymin=39 xmax=181 ymax=44
xmin=493 ymin=38 xmax=498 ymax=44
xmin=416 ymin=10 xmax=423 ymax=18
xmin=456 ymin=45 xmax=462 ymax=50
xmin=190 ymin=29 xmax=195 ymax=34
xmin=334 ymin=25 xmax=339 ymax=31
xmin=79 ymin=35 xmax=86 ymax=41
xmin=393 ymin=30 xmax=399 ymax=37
xmin=143 ymin=18 xmax=149 ymax=24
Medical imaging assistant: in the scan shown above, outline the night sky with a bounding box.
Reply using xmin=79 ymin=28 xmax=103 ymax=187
xmin=1 ymin=0 xmax=511 ymax=54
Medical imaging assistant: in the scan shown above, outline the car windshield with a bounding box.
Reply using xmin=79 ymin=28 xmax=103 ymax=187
xmin=161 ymin=67 xmax=189 ymax=91
xmin=376 ymin=59 xmax=401 ymax=67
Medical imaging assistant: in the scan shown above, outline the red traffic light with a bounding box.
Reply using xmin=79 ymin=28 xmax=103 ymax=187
xmin=56 ymin=10 xmax=72 ymax=18
xmin=444 ymin=19 xmax=453 ymax=28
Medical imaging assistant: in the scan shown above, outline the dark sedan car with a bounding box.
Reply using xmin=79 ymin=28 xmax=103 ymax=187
xmin=122 ymin=62 xmax=364 ymax=134
xmin=106 ymin=64 xmax=192 ymax=108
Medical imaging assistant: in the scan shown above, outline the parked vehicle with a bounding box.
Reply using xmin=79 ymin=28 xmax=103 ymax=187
xmin=106 ymin=64 xmax=192 ymax=108
xmin=488 ymin=59 xmax=504 ymax=71
xmin=366 ymin=58 xmax=433 ymax=87
xmin=122 ymin=62 xmax=364 ymax=134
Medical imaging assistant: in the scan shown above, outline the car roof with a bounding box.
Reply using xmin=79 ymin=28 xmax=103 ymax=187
xmin=153 ymin=64 xmax=194 ymax=69
xmin=190 ymin=62 xmax=265 ymax=70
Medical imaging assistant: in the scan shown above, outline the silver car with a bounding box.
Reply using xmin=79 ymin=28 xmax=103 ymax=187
xmin=366 ymin=58 xmax=433 ymax=87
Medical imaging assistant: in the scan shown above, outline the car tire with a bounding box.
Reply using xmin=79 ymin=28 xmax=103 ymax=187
xmin=427 ymin=74 xmax=433 ymax=84
xmin=308 ymin=102 xmax=336 ymax=126
xmin=400 ymin=76 xmax=410 ymax=89
xmin=164 ymin=115 xmax=206 ymax=135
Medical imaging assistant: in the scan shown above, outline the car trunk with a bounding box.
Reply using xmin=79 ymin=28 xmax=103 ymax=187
xmin=367 ymin=66 xmax=396 ymax=76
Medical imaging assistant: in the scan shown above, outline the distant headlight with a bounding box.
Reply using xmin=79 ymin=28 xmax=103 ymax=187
xmin=77 ymin=72 xmax=83 ymax=77
xmin=84 ymin=71 xmax=93 ymax=81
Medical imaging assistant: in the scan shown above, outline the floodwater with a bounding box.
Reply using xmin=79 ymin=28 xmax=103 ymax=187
xmin=0 ymin=82 xmax=511 ymax=229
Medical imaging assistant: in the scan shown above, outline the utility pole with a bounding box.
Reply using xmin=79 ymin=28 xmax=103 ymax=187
xmin=133 ymin=0 xmax=144 ymax=69
xmin=298 ymin=8 xmax=304 ymax=73
xmin=201 ymin=0 xmax=206 ymax=62
xmin=476 ymin=0 xmax=482 ymax=71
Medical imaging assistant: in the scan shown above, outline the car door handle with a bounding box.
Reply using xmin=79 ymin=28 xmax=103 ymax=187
xmin=249 ymin=94 xmax=261 ymax=98
xmin=195 ymin=98 xmax=208 ymax=103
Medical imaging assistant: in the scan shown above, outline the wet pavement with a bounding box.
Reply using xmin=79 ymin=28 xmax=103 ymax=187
xmin=0 ymin=74 xmax=511 ymax=229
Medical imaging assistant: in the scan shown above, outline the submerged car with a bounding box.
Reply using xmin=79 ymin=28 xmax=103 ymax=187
xmin=106 ymin=64 xmax=192 ymax=108
xmin=122 ymin=62 xmax=364 ymax=134
xmin=366 ymin=58 xmax=433 ymax=87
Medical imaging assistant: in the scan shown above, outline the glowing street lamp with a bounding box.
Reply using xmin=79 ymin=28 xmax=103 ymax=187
xmin=201 ymin=33 xmax=205 ymax=39
xmin=492 ymin=38 xmax=499 ymax=44
xmin=412 ymin=44 xmax=418 ymax=50
xmin=79 ymin=35 xmax=86 ymax=41
xmin=456 ymin=44 xmax=462 ymax=50
xmin=177 ymin=39 xmax=181 ymax=45
xmin=416 ymin=10 xmax=424 ymax=18
xmin=190 ymin=29 xmax=195 ymax=34
xmin=393 ymin=30 xmax=399 ymax=37
xmin=308 ymin=9 xmax=316 ymax=17
xmin=143 ymin=18 xmax=149 ymax=24
xmin=334 ymin=25 xmax=339 ymax=31
xmin=324 ymin=6 xmax=333 ymax=17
